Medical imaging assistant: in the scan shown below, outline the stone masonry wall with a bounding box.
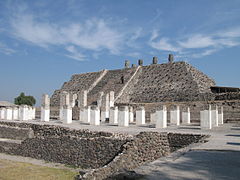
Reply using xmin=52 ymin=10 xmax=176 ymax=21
xmin=0 ymin=121 xmax=130 ymax=169
xmin=79 ymin=132 xmax=207 ymax=180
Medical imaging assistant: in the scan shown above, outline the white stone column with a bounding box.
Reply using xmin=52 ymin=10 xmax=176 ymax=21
xmin=27 ymin=106 xmax=32 ymax=120
xmin=136 ymin=106 xmax=145 ymax=125
xmin=170 ymin=105 xmax=180 ymax=126
xmin=5 ymin=107 xmax=13 ymax=120
xmin=59 ymin=107 xmax=63 ymax=121
xmin=97 ymin=91 xmax=104 ymax=108
xmin=12 ymin=107 xmax=19 ymax=120
xmin=109 ymin=91 xmax=115 ymax=107
xmin=59 ymin=92 xmax=65 ymax=121
xmin=200 ymin=105 xmax=212 ymax=129
xmin=211 ymin=105 xmax=218 ymax=127
xmin=218 ymin=106 xmax=224 ymax=125
xmin=62 ymin=92 xmax=72 ymax=124
xmin=41 ymin=94 xmax=50 ymax=122
xmin=90 ymin=106 xmax=100 ymax=125
xmin=118 ymin=106 xmax=129 ymax=127
xmin=155 ymin=105 xmax=167 ymax=128
xmin=19 ymin=105 xmax=28 ymax=121
xmin=32 ymin=107 xmax=36 ymax=120
xmin=0 ymin=108 xmax=5 ymax=119
xmin=81 ymin=106 xmax=91 ymax=123
xmin=129 ymin=106 xmax=134 ymax=123
xmin=78 ymin=90 xmax=87 ymax=108
xmin=109 ymin=106 xmax=118 ymax=124
xmin=182 ymin=107 xmax=191 ymax=124
xmin=70 ymin=94 xmax=77 ymax=108
xmin=100 ymin=93 xmax=110 ymax=122
xmin=150 ymin=112 xmax=156 ymax=124
xmin=62 ymin=105 xmax=72 ymax=124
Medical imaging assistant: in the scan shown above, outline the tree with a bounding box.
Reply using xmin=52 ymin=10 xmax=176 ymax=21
xmin=14 ymin=92 xmax=36 ymax=106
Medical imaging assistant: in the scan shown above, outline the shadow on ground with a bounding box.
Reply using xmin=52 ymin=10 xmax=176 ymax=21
xmin=110 ymin=150 xmax=240 ymax=180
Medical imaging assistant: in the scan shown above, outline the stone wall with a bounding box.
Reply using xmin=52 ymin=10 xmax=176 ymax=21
xmin=0 ymin=125 xmax=34 ymax=140
xmin=167 ymin=133 xmax=207 ymax=152
xmin=79 ymin=132 xmax=207 ymax=180
xmin=0 ymin=121 xmax=207 ymax=180
xmin=0 ymin=121 xmax=130 ymax=169
xmin=80 ymin=132 xmax=170 ymax=180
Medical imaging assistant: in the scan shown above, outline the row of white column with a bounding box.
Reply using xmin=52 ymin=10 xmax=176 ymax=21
xmin=40 ymin=93 xmax=224 ymax=130
xmin=200 ymin=105 xmax=224 ymax=129
xmin=0 ymin=105 xmax=35 ymax=121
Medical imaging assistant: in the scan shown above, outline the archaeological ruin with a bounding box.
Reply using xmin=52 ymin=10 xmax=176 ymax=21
xmin=0 ymin=54 xmax=240 ymax=179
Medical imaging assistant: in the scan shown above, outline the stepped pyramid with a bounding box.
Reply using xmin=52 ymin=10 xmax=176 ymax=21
xmin=50 ymin=60 xmax=215 ymax=106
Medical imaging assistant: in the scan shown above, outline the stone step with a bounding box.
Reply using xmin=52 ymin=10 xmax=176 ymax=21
xmin=0 ymin=125 xmax=34 ymax=140
xmin=0 ymin=138 xmax=22 ymax=152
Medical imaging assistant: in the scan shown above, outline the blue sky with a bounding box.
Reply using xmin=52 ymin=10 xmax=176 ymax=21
xmin=0 ymin=0 xmax=240 ymax=105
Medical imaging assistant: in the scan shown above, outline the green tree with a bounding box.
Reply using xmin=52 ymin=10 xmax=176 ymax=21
xmin=14 ymin=92 xmax=36 ymax=106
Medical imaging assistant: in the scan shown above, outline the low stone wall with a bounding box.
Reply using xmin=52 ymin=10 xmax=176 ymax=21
xmin=8 ymin=136 xmax=128 ymax=169
xmin=0 ymin=121 xmax=114 ymax=138
xmin=0 ymin=121 xmax=130 ymax=169
xmin=0 ymin=121 xmax=207 ymax=180
xmin=80 ymin=132 xmax=170 ymax=180
xmin=0 ymin=125 xmax=34 ymax=140
xmin=168 ymin=133 xmax=207 ymax=152
xmin=79 ymin=132 xmax=207 ymax=180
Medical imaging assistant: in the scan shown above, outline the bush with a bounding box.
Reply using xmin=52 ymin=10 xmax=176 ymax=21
xmin=14 ymin=92 xmax=36 ymax=106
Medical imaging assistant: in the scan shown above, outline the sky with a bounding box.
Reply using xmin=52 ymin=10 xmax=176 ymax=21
xmin=0 ymin=0 xmax=240 ymax=106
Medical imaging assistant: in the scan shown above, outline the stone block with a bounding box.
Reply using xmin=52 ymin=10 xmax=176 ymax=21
xmin=136 ymin=106 xmax=145 ymax=125
xmin=118 ymin=106 xmax=129 ymax=127
xmin=19 ymin=105 xmax=28 ymax=121
xmin=5 ymin=107 xmax=13 ymax=120
xmin=170 ymin=105 xmax=180 ymax=126
xmin=62 ymin=108 xmax=72 ymax=124
xmin=211 ymin=105 xmax=218 ymax=127
xmin=12 ymin=107 xmax=19 ymax=120
xmin=155 ymin=105 xmax=167 ymax=128
xmin=129 ymin=106 xmax=134 ymax=123
xmin=109 ymin=107 xmax=118 ymax=124
xmin=182 ymin=107 xmax=190 ymax=124
xmin=200 ymin=105 xmax=212 ymax=129
xmin=218 ymin=106 xmax=224 ymax=125
xmin=90 ymin=106 xmax=100 ymax=125
xmin=41 ymin=107 xmax=50 ymax=122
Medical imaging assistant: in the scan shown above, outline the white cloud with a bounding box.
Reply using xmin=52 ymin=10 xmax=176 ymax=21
xmin=190 ymin=49 xmax=218 ymax=58
xmin=0 ymin=42 xmax=16 ymax=55
xmin=150 ymin=30 xmax=159 ymax=41
xmin=65 ymin=45 xmax=85 ymax=61
xmin=10 ymin=12 xmax=124 ymax=59
xmin=217 ymin=26 xmax=240 ymax=38
xmin=149 ymin=37 xmax=181 ymax=52
xmin=178 ymin=34 xmax=215 ymax=49
xmin=149 ymin=27 xmax=240 ymax=59
xmin=126 ymin=52 xmax=141 ymax=58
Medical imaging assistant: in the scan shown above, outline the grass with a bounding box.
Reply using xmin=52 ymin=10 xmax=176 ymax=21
xmin=0 ymin=159 xmax=78 ymax=180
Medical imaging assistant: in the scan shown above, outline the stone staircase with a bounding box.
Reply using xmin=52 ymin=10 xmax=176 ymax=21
xmin=0 ymin=125 xmax=33 ymax=153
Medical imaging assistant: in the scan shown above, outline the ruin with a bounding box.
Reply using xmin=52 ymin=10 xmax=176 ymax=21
xmin=0 ymin=54 xmax=240 ymax=180
xmin=49 ymin=55 xmax=240 ymax=123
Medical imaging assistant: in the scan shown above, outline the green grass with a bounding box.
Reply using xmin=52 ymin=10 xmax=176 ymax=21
xmin=0 ymin=159 xmax=78 ymax=180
